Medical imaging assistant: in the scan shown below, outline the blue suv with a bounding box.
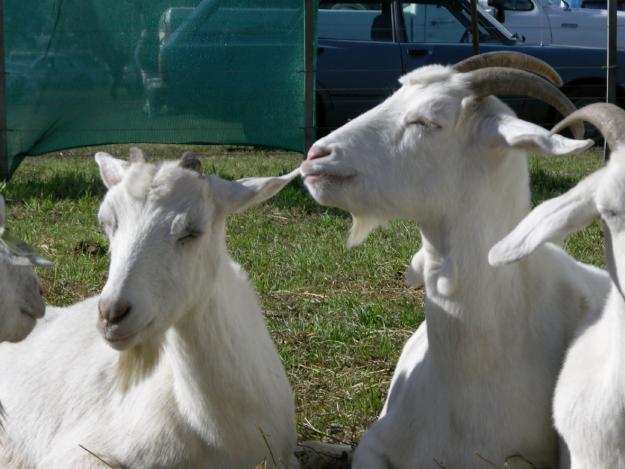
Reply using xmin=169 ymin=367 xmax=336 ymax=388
xmin=316 ymin=0 xmax=625 ymax=135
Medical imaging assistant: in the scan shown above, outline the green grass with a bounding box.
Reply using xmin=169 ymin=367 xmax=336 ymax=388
xmin=0 ymin=145 xmax=607 ymax=445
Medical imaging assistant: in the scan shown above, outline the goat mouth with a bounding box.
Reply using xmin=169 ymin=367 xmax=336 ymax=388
xmin=300 ymin=160 xmax=356 ymax=182
xmin=20 ymin=308 xmax=41 ymax=320
xmin=102 ymin=320 xmax=154 ymax=347
xmin=303 ymin=172 xmax=356 ymax=185
xmin=106 ymin=330 xmax=138 ymax=343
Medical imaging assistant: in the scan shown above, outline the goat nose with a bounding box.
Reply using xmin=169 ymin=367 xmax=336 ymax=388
xmin=98 ymin=299 xmax=132 ymax=325
xmin=306 ymin=145 xmax=332 ymax=161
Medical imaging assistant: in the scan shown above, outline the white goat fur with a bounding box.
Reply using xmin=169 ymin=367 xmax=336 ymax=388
xmin=0 ymin=195 xmax=45 ymax=343
xmin=300 ymin=64 xmax=610 ymax=468
xmin=0 ymin=155 xmax=299 ymax=468
xmin=491 ymin=146 xmax=625 ymax=469
xmin=403 ymin=247 xmax=425 ymax=289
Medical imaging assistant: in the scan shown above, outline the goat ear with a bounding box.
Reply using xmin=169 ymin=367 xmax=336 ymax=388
xmin=491 ymin=116 xmax=593 ymax=155
xmin=95 ymin=152 xmax=129 ymax=189
xmin=210 ymin=168 xmax=300 ymax=214
xmin=489 ymin=168 xmax=604 ymax=266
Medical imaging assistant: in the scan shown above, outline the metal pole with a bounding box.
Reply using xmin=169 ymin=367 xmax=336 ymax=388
xmin=0 ymin=0 xmax=8 ymax=181
xmin=471 ymin=0 xmax=480 ymax=55
xmin=304 ymin=0 xmax=315 ymax=154
xmin=605 ymin=0 xmax=617 ymax=161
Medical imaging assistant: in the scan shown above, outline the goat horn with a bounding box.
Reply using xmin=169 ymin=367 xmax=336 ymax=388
xmin=129 ymin=147 xmax=146 ymax=163
xmin=468 ymin=67 xmax=585 ymax=139
xmin=454 ymin=51 xmax=563 ymax=87
xmin=551 ymin=102 xmax=625 ymax=152
xmin=179 ymin=151 xmax=203 ymax=174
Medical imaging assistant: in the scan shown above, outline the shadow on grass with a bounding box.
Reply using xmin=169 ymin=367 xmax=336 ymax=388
xmin=530 ymin=168 xmax=577 ymax=206
xmin=6 ymin=171 xmax=104 ymax=202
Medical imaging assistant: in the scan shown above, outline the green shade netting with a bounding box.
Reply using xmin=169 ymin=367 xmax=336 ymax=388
xmin=4 ymin=0 xmax=315 ymax=177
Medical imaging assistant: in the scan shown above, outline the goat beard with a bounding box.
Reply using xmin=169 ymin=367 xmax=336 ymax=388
xmin=347 ymin=215 xmax=383 ymax=248
xmin=115 ymin=339 xmax=162 ymax=392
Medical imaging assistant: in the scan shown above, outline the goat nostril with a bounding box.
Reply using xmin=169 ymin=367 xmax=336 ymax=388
xmin=98 ymin=300 xmax=132 ymax=325
xmin=306 ymin=146 xmax=332 ymax=161
xmin=111 ymin=304 xmax=131 ymax=324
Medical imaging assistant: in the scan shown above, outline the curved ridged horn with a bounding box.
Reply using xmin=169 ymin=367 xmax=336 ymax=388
xmin=551 ymin=102 xmax=625 ymax=152
xmin=129 ymin=147 xmax=146 ymax=164
xmin=454 ymin=51 xmax=563 ymax=87
xmin=468 ymin=67 xmax=585 ymax=139
xmin=179 ymin=151 xmax=203 ymax=174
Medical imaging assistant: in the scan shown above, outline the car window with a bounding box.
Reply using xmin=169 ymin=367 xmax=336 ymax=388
xmin=318 ymin=2 xmax=393 ymax=42
xmin=581 ymin=0 xmax=625 ymax=8
xmin=401 ymin=1 xmax=499 ymax=43
xmin=502 ymin=0 xmax=533 ymax=11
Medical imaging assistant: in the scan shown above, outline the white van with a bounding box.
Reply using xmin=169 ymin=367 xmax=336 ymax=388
xmin=480 ymin=0 xmax=625 ymax=48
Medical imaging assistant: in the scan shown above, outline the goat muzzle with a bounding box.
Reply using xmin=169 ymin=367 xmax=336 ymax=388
xmin=307 ymin=145 xmax=332 ymax=161
xmin=98 ymin=299 xmax=132 ymax=326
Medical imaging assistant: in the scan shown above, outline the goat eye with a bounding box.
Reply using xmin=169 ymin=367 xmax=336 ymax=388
xmin=177 ymin=231 xmax=202 ymax=245
xmin=407 ymin=119 xmax=441 ymax=130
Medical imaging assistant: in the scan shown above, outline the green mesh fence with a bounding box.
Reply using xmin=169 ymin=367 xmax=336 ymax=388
xmin=3 ymin=0 xmax=316 ymax=178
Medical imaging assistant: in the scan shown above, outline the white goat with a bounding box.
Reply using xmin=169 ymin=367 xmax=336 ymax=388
xmin=300 ymin=52 xmax=610 ymax=468
xmin=0 ymin=195 xmax=47 ymax=343
xmin=490 ymin=102 xmax=625 ymax=469
xmin=0 ymin=150 xmax=299 ymax=468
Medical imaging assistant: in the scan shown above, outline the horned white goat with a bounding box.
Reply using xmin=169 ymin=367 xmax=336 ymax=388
xmin=490 ymin=102 xmax=625 ymax=469
xmin=0 ymin=150 xmax=299 ymax=468
xmin=300 ymin=52 xmax=611 ymax=468
xmin=0 ymin=195 xmax=47 ymax=343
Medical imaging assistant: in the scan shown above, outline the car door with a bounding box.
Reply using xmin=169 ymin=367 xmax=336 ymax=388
xmin=497 ymin=0 xmax=553 ymax=45
xmin=541 ymin=4 xmax=607 ymax=47
xmin=317 ymin=1 xmax=403 ymax=134
xmin=398 ymin=0 xmax=555 ymax=125
xmin=399 ymin=0 xmax=498 ymax=72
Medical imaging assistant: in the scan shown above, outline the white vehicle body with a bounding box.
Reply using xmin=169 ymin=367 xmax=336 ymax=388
xmin=480 ymin=0 xmax=625 ymax=48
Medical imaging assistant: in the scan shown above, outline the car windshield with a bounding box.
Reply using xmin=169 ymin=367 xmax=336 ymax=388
xmin=472 ymin=2 xmax=517 ymax=41
xmin=400 ymin=0 xmax=516 ymax=44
